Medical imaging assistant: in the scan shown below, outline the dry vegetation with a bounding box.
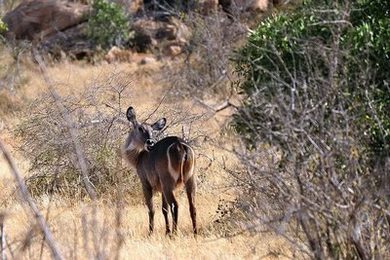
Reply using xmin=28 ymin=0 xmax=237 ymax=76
xmin=1 ymin=1 xmax=389 ymax=258
xmin=0 ymin=44 xmax=291 ymax=259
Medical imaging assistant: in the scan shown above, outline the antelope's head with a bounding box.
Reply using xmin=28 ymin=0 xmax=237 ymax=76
xmin=125 ymin=106 xmax=166 ymax=152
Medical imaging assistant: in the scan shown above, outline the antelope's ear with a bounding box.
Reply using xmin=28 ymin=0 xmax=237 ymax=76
xmin=151 ymin=118 xmax=166 ymax=131
xmin=126 ymin=106 xmax=137 ymax=125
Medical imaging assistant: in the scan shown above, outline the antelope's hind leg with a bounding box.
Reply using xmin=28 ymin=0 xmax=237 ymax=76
xmin=162 ymin=195 xmax=171 ymax=235
xmin=162 ymin=187 xmax=179 ymax=234
xmin=185 ymin=175 xmax=197 ymax=235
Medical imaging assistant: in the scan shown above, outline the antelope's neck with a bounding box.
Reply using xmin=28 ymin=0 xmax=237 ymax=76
xmin=123 ymin=141 xmax=143 ymax=168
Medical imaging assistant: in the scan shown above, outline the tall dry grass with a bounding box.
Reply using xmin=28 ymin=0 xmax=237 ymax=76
xmin=0 ymin=52 xmax=291 ymax=259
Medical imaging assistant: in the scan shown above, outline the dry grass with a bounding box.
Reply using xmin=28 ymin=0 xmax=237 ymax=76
xmin=0 ymin=52 xmax=291 ymax=259
xmin=2 ymin=192 xmax=290 ymax=259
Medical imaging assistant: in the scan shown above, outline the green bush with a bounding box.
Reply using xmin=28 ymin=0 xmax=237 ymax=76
xmin=0 ymin=18 xmax=7 ymax=33
xmin=346 ymin=0 xmax=390 ymax=156
xmin=232 ymin=0 xmax=389 ymax=258
xmin=86 ymin=0 xmax=132 ymax=48
xmin=0 ymin=18 xmax=7 ymax=42
xmin=235 ymin=0 xmax=389 ymax=159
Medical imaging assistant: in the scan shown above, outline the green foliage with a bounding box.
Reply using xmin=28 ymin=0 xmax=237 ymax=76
xmin=86 ymin=0 xmax=131 ymax=48
xmin=0 ymin=18 xmax=7 ymax=33
xmin=346 ymin=0 xmax=390 ymax=155
xmin=234 ymin=3 xmax=343 ymax=150
xmin=0 ymin=18 xmax=7 ymax=43
xmin=235 ymin=0 xmax=389 ymax=158
xmin=233 ymin=0 xmax=389 ymax=258
xmin=237 ymin=10 xmax=331 ymax=93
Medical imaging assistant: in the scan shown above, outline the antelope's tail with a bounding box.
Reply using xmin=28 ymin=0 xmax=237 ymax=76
xmin=180 ymin=142 xmax=195 ymax=184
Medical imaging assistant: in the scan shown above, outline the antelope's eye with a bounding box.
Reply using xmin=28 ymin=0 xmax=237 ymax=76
xmin=138 ymin=126 xmax=143 ymax=132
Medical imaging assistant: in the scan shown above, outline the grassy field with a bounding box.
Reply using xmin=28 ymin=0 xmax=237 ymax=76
xmin=0 ymin=53 xmax=290 ymax=259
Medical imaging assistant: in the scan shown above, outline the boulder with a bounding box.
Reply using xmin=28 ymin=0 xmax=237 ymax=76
xmin=105 ymin=46 xmax=133 ymax=63
xmin=132 ymin=16 xmax=191 ymax=53
xmin=164 ymin=44 xmax=183 ymax=57
xmin=220 ymin=0 xmax=269 ymax=13
xmin=247 ymin=0 xmax=269 ymax=11
xmin=163 ymin=17 xmax=191 ymax=43
xmin=139 ymin=56 xmax=157 ymax=65
xmin=197 ymin=0 xmax=219 ymax=15
xmin=132 ymin=18 xmax=160 ymax=52
xmin=38 ymin=23 xmax=94 ymax=60
xmin=3 ymin=0 xmax=89 ymax=42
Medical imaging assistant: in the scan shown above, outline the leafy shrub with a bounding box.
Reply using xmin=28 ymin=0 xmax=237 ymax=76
xmin=232 ymin=0 xmax=389 ymax=258
xmin=346 ymin=0 xmax=390 ymax=157
xmin=86 ymin=0 xmax=132 ymax=48
xmin=0 ymin=17 xmax=7 ymax=43
xmin=0 ymin=18 xmax=7 ymax=33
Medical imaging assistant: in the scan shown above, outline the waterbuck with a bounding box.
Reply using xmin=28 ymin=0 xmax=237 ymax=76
xmin=122 ymin=106 xmax=197 ymax=235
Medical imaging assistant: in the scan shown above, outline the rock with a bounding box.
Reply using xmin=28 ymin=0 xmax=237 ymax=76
xmin=132 ymin=17 xmax=191 ymax=54
xmin=169 ymin=17 xmax=191 ymax=44
xmin=156 ymin=24 xmax=177 ymax=40
xmin=139 ymin=56 xmax=157 ymax=65
xmin=38 ymin=23 xmax=94 ymax=60
xmin=220 ymin=0 xmax=269 ymax=13
xmin=247 ymin=0 xmax=269 ymax=12
xmin=105 ymin=46 xmax=133 ymax=63
xmin=3 ymin=0 xmax=89 ymax=42
xmin=164 ymin=44 xmax=183 ymax=57
xmin=197 ymin=0 xmax=219 ymax=15
xmin=132 ymin=18 xmax=160 ymax=52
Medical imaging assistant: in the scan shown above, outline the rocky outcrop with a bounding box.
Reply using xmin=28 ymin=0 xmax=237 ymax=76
xmin=1 ymin=0 xmax=282 ymax=61
xmin=132 ymin=16 xmax=191 ymax=56
xmin=220 ymin=0 xmax=270 ymax=13
xmin=38 ymin=23 xmax=94 ymax=60
xmin=104 ymin=46 xmax=133 ymax=63
xmin=197 ymin=0 xmax=219 ymax=15
xmin=3 ymin=0 xmax=89 ymax=42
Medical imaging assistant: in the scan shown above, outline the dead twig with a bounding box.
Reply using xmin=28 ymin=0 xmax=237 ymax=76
xmin=0 ymin=213 xmax=5 ymax=260
xmin=194 ymin=98 xmax=238 ymax=113
xmin=32 ymin=49 xmax=97 ymax=200
xmin=0 ymin=139 xmax=63 ymax=260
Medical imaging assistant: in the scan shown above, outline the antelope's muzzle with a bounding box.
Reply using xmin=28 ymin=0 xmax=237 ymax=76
xmin=145 ymin=139 xmax=156 ymax=151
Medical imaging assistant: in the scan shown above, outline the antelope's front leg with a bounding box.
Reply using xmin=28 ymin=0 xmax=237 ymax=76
xmin=142 ymin=185 xmax=155 ymax=234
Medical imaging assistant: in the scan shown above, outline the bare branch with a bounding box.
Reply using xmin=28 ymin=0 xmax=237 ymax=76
xmin=0 ymin=139 xmax=63 ymax=260
xmin=32 ymin=49 xmax=97 ymax=200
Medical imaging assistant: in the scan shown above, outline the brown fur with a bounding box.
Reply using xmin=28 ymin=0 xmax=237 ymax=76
xmin=123 ymin=107 xmax=197 ymax=235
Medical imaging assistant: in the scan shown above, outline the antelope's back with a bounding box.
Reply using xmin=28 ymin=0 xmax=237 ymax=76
xmin=150 ymin=136 xmax=195 ymax=185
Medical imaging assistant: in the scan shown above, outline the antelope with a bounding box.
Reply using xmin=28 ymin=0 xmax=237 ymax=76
xmin=122 ymin=106 xmax=197 ymax=235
